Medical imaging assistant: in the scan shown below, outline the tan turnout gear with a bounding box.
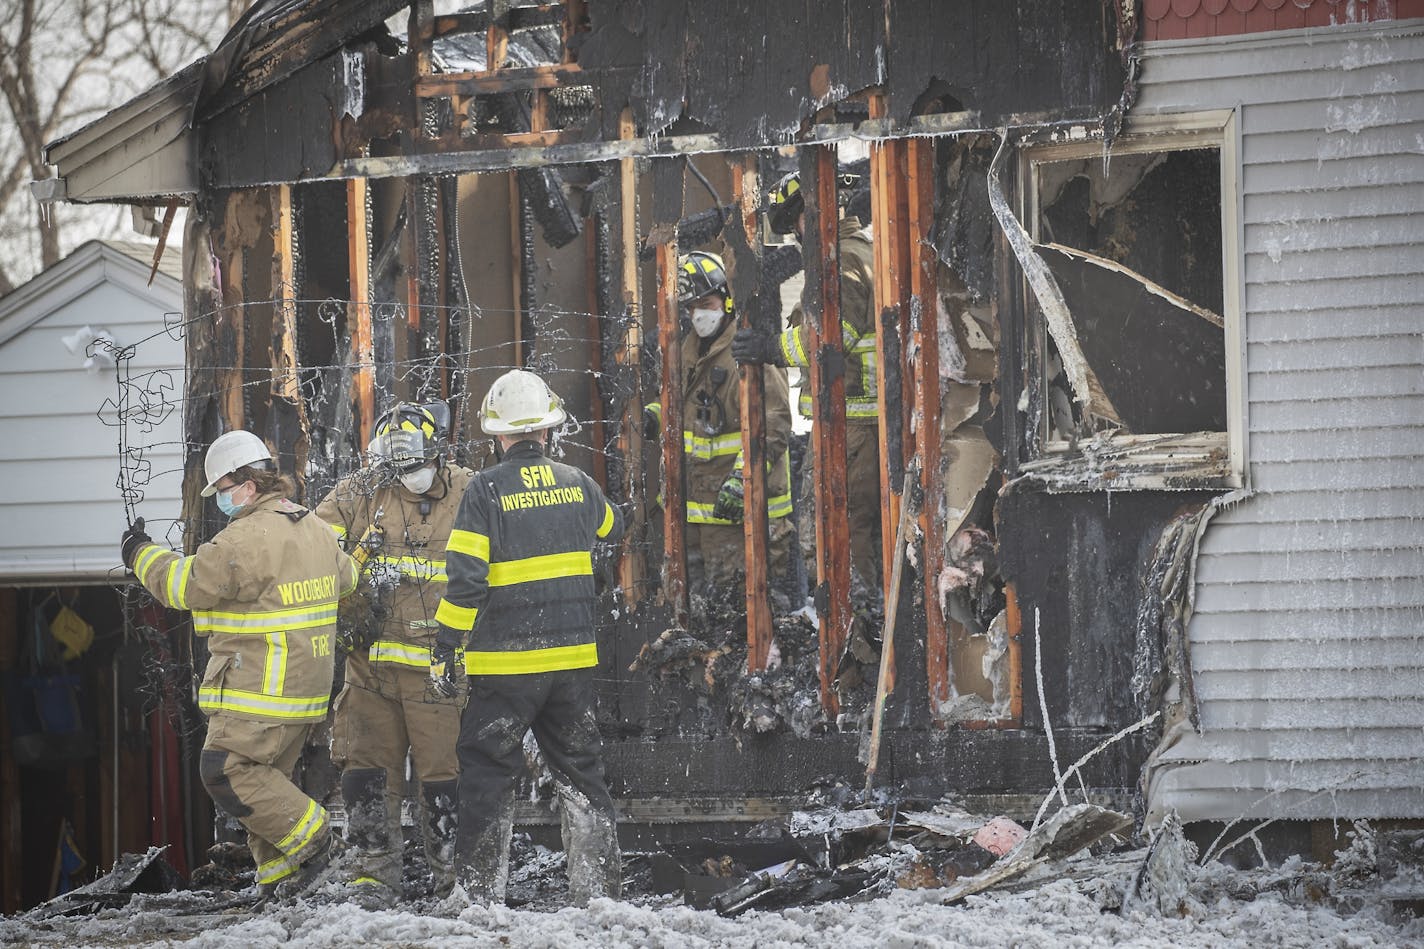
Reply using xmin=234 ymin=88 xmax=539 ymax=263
xmin=647 ymin=316 xmax=795 ymax=587
xmin=778 ymin=218 xmax=883 ymax=584
xmin=316 ymin=461 xmax=475 ymax=900
xmin=130 ymin=490 xmax=358 ymax=887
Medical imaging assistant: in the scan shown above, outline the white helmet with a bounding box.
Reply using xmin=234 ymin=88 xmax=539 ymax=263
xmin=201 ymin=430 xmax=273 ymax=497
xmin=479 ymin=369 xmax=566 ymax=435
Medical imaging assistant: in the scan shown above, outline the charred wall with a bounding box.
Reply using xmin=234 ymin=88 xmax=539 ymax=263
xmin=578 ymin=0 xmax=1126 ymax=143
xmin=997 ymin=489 xmax=1217 ymax=731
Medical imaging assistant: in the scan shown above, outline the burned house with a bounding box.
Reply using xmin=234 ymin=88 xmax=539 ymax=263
xmin=11 ymin=0 xmax=1422 ymax=905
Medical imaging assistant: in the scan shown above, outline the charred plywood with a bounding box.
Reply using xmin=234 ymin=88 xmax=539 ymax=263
xmin=578 ymin=0 xmax=1126 ymax=146
xmin=996 ymin=489 xmax=1219 ymax=732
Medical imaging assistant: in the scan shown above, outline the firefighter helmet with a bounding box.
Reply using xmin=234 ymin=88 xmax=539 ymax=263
xmin=767 ymin=169 xmax=863 ymax=235
xmin=201 ymin=430 xmax=273 ymax=497
xmin=372 ymin=401 xmax=449 ymax=472
xmin=677 ymin=252 xmax=734 ymax=315
xmin=479 ymin=369 xmax=566 ymax=435
xmin=766 ymin=171 xmax=803 ymax=235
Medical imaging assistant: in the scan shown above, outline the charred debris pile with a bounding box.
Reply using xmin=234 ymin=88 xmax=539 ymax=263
xmin=12 ymin=806 xmax=1424 ymax=931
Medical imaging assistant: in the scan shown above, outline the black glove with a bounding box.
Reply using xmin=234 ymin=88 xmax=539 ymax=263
xmin=430 ymin=628 xmax=465 ymax=699
xmin=121 ymin=517 xmax=151 ymax=570
xmin=642 ymin=406 xmax=659 ymax=440
xmin=731 ymin=328 xmax=785 ymax=367
xmin=712 ymin=472 xmax=745 ymax=522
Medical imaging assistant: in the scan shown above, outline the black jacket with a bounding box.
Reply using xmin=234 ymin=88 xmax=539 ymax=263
xmin=435 ymin=440 xmax=622 ymax=674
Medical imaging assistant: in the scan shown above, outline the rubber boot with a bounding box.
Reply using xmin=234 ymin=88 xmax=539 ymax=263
xmin=454 ymin=792 xmax=514 ymax=905
xmin=560 ymin=785 xmax=621 ymax=906
xmin=421 ymin=779 xmax=460 ymax=900
xmin=337 ymin=767 xmax=400 ymax=908
xmin=275 ymin=833 xmax=347 ymax=902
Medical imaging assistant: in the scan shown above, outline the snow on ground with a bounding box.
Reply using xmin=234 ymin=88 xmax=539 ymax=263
xmin=4 ymin=850 xmax=1420 ymax=949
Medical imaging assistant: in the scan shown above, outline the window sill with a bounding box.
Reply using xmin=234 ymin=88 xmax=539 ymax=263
xmin=1010 ymin=432 xmax=1239 ymax=493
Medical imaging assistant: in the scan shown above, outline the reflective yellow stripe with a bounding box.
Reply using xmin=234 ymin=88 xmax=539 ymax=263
xmin=597 ymin=502 xmax=616 ymax=538
xmin=276 ymin=799 xmax=327 ymax=858
xmin=256 ymin=854 xmax=299 ymax=884
xmin=683 ymin=430 xmax=743 ymax=461
xmin=371 ymin=555 xmax=448 ymax=583
xmin=368 ymin=641 xmax=432 ymax=668
xmin=779 ymin=326 xmax=808 ymax=367
xmin=135 ymin=545 xmax=167 ymax=589
xmin=167 ymin=556 xmax=194 ymax=609
xmin=768 ymin=492 xmax=794 ymax=518
xmin=198 ymin=687 xmax=329 ymax=720
xmin=686 ymin=490 xmax=792 ymax=525
xmin=464 ymin=642 xmax=597 ymax=675
xmin=796 ymin=391 xmax=880 ymax=418
xmin=435 ymin=599 xmax=478 ymax=631
xmin=329 ymin=523 xmax=348 ymax=537
xmin=487 ymin=551 xmax=592 ymax=586
xmin=846 ymin=397 xmax=879 ymax=418
xmin=261 ymin=632 xmax=288 ymax=695
xmin=447 ymin=529 xmax=490 ymax=562
xmin=192 ymin=603 xmax=338 ymax=635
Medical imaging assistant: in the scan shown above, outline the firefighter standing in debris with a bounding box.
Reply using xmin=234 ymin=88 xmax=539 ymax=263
xmin=314 ymin=401 xmax=475 ymax=908
xmin=643 ymin=251 xmax=795 ymax=604
xmin=120 ymin=430 xmax=358 ymax=902
xmin=732 ymin=171 xmax=883 ymax=587
xmin=429 ymin=369 xmax=624 ymax=907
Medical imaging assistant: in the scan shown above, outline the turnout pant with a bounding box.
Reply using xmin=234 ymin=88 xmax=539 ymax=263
xmin=454 ymin=667 xmax=619 ymax=906
xmin=798 ymin=421 xmax=883 ymax=587
xmin=687 ymin=516 xmax=795 ymax=591
xmin=199 ymin=714 xmax=328 ymax=887
xmin=331 ymin=652 xmax=462 ymax=896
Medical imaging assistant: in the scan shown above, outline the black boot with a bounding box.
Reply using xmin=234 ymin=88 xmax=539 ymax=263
xmin=421 ymin=779 xmax=459 ymax=900
xmin=334 ymin=767 xmax=399 ymax=908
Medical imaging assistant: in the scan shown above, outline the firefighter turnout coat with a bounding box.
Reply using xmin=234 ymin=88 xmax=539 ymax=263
xmin=435 ymin=441 xmax=623 ymax=674
xmin=315 ymin=464 xmax=476 ymax=669
xmin=780 ymin=217 xmax=878 ymax=422
xmin=648 ymin=319 xmax=794 ymax=527
xmin=132 ymin=492 xmax=358 ymax=722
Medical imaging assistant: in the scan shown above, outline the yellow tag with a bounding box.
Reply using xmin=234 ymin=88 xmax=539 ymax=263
xmin=50 ymin=606 xmax=94 ymax=661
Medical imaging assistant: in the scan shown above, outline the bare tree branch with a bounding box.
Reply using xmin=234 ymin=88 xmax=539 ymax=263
xmin=0 ymin=0 xmax=228 ymax=286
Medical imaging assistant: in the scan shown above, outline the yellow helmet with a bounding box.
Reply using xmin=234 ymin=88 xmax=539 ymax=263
xmin=677 ymin=251 xmax=734 ymax=315
xmin=372 ymin=401 xmax=448 ymax=471
xmin=766 ymin=172 xmax=803 ymax=235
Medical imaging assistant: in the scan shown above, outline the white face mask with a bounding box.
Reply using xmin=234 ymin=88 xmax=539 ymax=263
xmin=400 ymin=465 xmax=436 ymax=495
xmin=690 ymin=306 xmax=724 ymax=339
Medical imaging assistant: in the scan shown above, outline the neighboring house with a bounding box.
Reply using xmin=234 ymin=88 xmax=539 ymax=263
xmin=0 ymin=240 xmax=185 ymax=582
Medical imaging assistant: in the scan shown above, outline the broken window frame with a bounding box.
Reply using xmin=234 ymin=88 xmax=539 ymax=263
xmin=1015 ymin=110 xmax=1247 ymax=492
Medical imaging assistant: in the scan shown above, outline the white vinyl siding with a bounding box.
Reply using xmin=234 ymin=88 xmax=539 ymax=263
xmin=0 ymin=243 xmax=185 ymax=583
xmin=1136 ymin=20 xmax=1424 ymax=822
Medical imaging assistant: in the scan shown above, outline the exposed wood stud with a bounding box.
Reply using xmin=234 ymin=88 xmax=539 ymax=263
xmin=410 ymin=1 xmax=434 ymax=82
xmin=732 ymin=158 xmax=773 ymax=672
xmin=803 ymin=144 xmax=852 ymax=716
xmin=655 ymin=239 xmax=688 ymax=626
xmin=906 ymin=138 xmax=948 ymax=716
xmin=868 ymin=99 xmax=916 ymax=601
xmin=1006 ymin=584 xmax=1025 ymax=725
xmin=585 ymin=222 xmax=607 ymax=486
xmin=271 ymin=183 xmax=310 ymax=487
xmin=347 ymin=177 xmax=375 ymax=440
xmin=614 ymin=108 xmax=645 ymax=605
